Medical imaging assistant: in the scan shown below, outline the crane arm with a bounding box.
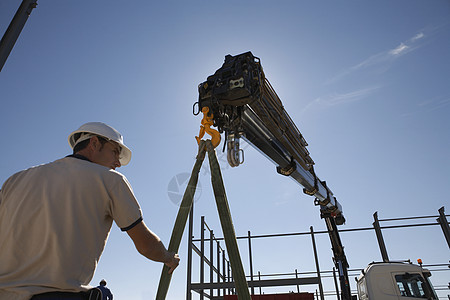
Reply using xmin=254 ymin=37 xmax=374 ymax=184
xmin=196 ymin=51 xmax=344 ymax=223
xmin=0 ymin=0 xmax=38 ymax=72
xmin=196 ymin=51 xmax=352 ymax=299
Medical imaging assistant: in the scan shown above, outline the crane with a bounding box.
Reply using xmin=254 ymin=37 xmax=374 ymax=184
xmin=0 ymin=0 xmax=37 ymax=72
xmin=194 ymin=51 xmax=352 ymax=300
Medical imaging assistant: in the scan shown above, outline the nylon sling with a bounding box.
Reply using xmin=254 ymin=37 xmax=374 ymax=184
xmin=156 ymin=140 xmax=250 ymax=300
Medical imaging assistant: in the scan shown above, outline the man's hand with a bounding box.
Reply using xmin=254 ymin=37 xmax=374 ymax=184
xmin=127 ymin=221 xmax=180 ymax=274
xmin=165 ymin=252 xmax=180 ymax=274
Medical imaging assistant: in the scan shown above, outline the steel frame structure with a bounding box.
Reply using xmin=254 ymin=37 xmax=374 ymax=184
xmin=186 ymin=207 xmax=450 ymax=300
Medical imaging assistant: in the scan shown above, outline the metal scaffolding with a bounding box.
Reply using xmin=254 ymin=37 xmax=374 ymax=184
xmin=186 ymin=207 xmax=450 ymax=300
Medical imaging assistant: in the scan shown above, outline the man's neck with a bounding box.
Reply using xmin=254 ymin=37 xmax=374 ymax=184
xmin=67 ymin=153 xmax=91 ymax=162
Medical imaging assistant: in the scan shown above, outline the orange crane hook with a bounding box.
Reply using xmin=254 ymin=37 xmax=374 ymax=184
xmin=195 ymin=106 xmax=221 ymax=148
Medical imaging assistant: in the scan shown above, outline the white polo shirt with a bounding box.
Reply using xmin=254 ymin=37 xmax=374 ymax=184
xmin=0 ymin=156 xmax=142 ymax=300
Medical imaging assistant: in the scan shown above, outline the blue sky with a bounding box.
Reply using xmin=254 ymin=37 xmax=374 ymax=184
xmin=1 ymin=1 xmax=449 ymax=299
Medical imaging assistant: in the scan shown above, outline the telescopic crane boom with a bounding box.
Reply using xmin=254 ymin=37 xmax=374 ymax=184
xmin=195 ymin=51 xmax=352 ymax=299
xmin=0 ymin=0 xmax=37 ymax=72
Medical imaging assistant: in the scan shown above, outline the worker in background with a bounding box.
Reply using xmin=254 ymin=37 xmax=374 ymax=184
xmin=96 ymin=280 xmax=113 ymax=300
xmin=0 ymin=122 xmax=180 ymax=300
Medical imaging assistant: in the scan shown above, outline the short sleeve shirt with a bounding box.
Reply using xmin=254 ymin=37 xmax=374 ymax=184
xmin=0 ymin=157 xmax=142 ymax=299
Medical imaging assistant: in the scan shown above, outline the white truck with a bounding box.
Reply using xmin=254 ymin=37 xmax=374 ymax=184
xmin=356 ymin=261 xmax=439 ymax=300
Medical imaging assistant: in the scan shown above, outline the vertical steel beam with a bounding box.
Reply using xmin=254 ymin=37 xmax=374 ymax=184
xmin=373 ymin=212 xmax=389 ymax=262
xmin=437 ymin=206 xmax=450 ymax=249
xmin=186 ymin=205 xmax=194 ymax=300
xmin=228 ymin=261 xmax=232 ymax=295
xmin=200 ymin=216 xmax=205 ymax=300
xmin=333 ymin=267 xmax=341 ymax=300
xmin=310 ymin=226 xmax=325 ymax=300
xmin=217 ymin=241 xmax=221 ymax=298
xmin=0 ymin=0 xmax=37 ymax=71
xmin=258 ymin=271 xmax=262 ymax=295
xmin=248 ymin=231 xmax=255 ymax=295
xmin=222 ymin=246 xmax=226 ymax=296
xmin=210 ymin=229 xmax=214 ymax=298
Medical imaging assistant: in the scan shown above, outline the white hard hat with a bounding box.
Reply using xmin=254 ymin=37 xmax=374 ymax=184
xmin=68 ymin=122 xmax=132 ymax=166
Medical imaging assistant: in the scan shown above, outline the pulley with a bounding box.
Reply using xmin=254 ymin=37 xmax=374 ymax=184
xmin=227 ymin=133 xmax=244 ymax=167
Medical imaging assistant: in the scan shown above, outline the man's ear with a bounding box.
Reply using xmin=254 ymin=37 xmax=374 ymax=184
xmin=88 ymin=136 xmax=100 ymax=151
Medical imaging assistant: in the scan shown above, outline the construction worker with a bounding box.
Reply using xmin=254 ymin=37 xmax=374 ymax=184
xmin=96 ymin=280 xmax=113 ymax=300
xmin=0 ymin=122 xmax=180 ymax=300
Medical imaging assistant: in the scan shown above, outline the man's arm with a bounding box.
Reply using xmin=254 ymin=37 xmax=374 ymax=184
xmin=107 ymin=288 xmax=113 ymax=300
xmin=126 ymin=221 xmax=180 ymax=274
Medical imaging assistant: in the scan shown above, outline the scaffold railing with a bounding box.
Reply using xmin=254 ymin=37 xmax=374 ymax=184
xmin=186 ymin=207 xmax=449 ymax=300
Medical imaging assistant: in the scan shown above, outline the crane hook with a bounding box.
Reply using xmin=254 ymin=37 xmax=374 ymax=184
xmin=195 ymin=107 xmax=221 ymax=148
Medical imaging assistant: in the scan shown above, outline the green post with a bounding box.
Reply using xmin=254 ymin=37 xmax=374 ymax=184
xmin=156 ymin=140 xmax=250 ymax=300
xmin=155 ymin=141 xmax=207 ymax=300
xmin=206 ymin=142 xmax=251 ymax=300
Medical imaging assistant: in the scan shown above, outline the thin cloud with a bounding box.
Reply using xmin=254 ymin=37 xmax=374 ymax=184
xmin=418 ymin=96 xmax=450 ymax=112
xmin=400 ymin=95 xmax=450 ymax=117
xmin=317 ymin=86 xmax=381 ymax=106
xmin=328 ymin=31 xmax=427 ymax=84
xmin=411 ymin=32 xmax=425 ymax=41
xmin=301 ymin=86 xmax=381 ymax=114
xmin=389 ymin=43 xmax=409 ymax=56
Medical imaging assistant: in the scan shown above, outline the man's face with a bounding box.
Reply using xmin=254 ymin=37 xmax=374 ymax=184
xmin=91 ymin=137 xmax=122 ymax=170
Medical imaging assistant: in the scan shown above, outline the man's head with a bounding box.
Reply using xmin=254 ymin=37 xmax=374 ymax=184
xmin=100 ymin=279 xmax=107 ymax=286
xmin=68 ymin=122 xmax=132 ymax=169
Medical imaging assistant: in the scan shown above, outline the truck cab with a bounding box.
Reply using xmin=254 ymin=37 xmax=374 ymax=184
xmin=356 ymin=262 xmax=438 ymax=299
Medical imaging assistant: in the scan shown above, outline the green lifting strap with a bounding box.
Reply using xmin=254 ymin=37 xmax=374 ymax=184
xmin=205 ymin=141 xmax=251 ymax=300
xmin=156 ymin=140 xmax=207 ymax=300
xmin=155 ymin=140 xmax=251 ymax=300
